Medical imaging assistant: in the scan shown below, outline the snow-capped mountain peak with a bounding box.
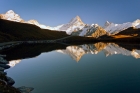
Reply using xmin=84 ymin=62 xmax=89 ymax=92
xmin=0 ymin=10 xmax=23 ymax=22
xmin=27 ymin=19 xmax=51 ymax=29
xmin=104 ymin=21 xmax=111 ymax=28
xmin=91 ymin=24 xmax=98 ymax=28
xmin=59 ymin=16 xmax=85 ymax=34
xmin=27 ymin=20 xmax=40 ymax=26
xmin=6 ymin=10 xmax=15 ymax=14
xmin=132 ymin=19 xmax=140 ymax=26
xmin=69 ymin=16 xmax=84 ymax=25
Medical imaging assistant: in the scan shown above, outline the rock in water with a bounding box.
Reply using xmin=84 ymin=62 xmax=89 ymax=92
xmin=17 ymin=86 xmax=34 ymax=93
xmin=0 ymin=64 xmax=10 ymax=69
xmin=6 ymin=76 xmax=15 ymax=85
xmin=0 ymin=71 xmax=7 ymax=75
xmin=0 ymin=67 xmax=5 ymax=71
xmin=0 ymin=57 xmax=8 ymax=64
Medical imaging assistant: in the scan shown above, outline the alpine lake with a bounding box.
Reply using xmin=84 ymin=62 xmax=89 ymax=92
xmin=0 ymin=42 xmax=140 ymax=93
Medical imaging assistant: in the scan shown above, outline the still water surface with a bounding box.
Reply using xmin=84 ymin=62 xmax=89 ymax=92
xmin=4 ymin=43 xmax=140 ymax=93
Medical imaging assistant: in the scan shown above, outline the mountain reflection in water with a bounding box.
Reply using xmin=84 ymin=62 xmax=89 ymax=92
xmin=57 ymin=42 xmax=140 ymax=62
xmin=0 ymin=42 xmax=140 ymax=67
xmin=0 ymin=42 xmax=140 ymax=93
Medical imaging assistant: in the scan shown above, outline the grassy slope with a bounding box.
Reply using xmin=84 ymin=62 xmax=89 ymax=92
xmin=0 ymin=19 xmax=69 ymax=42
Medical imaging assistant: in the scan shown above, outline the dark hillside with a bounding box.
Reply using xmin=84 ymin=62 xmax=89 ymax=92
xmin=114 ymin=27 xmax=140 ymax=36
xmin=0 ymin=19 xmax=69 ymax=42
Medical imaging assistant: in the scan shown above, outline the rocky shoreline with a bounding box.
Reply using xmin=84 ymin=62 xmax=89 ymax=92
xmin=0 ymin=54 xmax=34 ymax=93
xmin=0 ymin=44 xmax=34 ymax=93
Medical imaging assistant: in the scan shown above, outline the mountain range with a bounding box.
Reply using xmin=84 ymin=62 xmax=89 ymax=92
xmin=1 ymin=10 xmax=140 ymax=38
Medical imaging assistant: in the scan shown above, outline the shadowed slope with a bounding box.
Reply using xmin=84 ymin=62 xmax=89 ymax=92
xmin=0 ymin=19 xmax=69 ymax=42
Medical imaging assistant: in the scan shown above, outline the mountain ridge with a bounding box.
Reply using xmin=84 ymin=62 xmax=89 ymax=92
xmin=104 ymin=19 xmax=140 ymax=35
xmin=0 ymin=10 xmax=140 ymax=39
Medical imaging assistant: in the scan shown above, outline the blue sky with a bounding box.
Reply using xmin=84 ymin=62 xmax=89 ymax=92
xmin=0 ymin=0 xmax=140 ymax=26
